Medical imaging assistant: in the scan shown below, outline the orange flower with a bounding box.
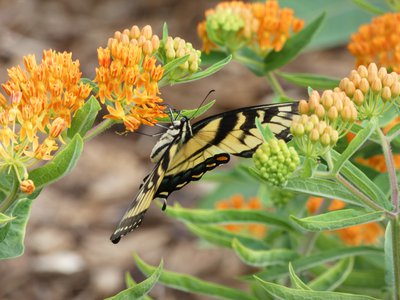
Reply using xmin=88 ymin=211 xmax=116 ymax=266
xmin=348 ymin=13 xmax=400 ymax=72
xmin=198 ymin=0 xmax=303 ymax=54
xmin=95 ymin=25 xmax=166 ymax=132
xmin=216 ymin=194 xmax=267 ymax=238
xmin=0 ymin=50 xmax=90 ymax=188
xmin=306 ymin=197 xmax=383 ymax=245
xmin=356 ymin=154 xmax=400 ymax=173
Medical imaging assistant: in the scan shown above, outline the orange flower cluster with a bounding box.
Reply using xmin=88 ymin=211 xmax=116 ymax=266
xmin=198 ymin=0 xmax=304 ymax=54
xmin=216 ymin=194 xmax=267 ymax=238
xmin=348 ymin=13 xmax=400 ymax=72
xmin=307 ymin=197 xmax=383 ymax=246
xmin=0 ymin=50 xmax=91 ymax=193
xmin=95 ymin=25 xmax=166 ymax=132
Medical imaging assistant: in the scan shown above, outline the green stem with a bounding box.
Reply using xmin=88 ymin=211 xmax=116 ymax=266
xmin=336 ymin=173 xmax=385 ymax=212
xmin=265 ymin=72 xmax=286 ymax=98
xmin=83 ymin=119 xmax=116 ymax=141
xmin=391 ymin=218 xmax=400 ymax=300
xmin=377 ymin=128 xmax=399 ymax=213
xmin=0 ymin=176 xmax=19 ymax=213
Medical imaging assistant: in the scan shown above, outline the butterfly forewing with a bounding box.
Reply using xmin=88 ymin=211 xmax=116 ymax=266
xmin=110 ymin=102 xmax=298 ymax=243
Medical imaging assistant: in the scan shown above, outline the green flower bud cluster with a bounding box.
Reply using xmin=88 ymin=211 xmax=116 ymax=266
xmin=253 ymin=139 xmax=300 ymax=186
xmin=269 ymin=188 xmax=295 ymax=208
xmin=164 ymin=36 xmax=201 ymax=75
xmin=339 ymin=63 xmax=400 ymax=119
xmin=206 ymin=8 xmax=247 ymax=51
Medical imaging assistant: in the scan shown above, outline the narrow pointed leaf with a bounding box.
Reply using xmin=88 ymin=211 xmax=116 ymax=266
xmin=0 ymin=199 xmax=32 ymax=259
xmin=186 ymin=223 xmax=269 ymax=250
xmin=352 ymin=0 xmax=386 ymax=14
xmin=276 ymin=71 xmax=340 ymax=89
xmin=134 ymin=254 xmax=257 ymax=300
xmin=331 ymin=150 xmax=391 ymax=210
xmin=291 ymin=209 xmax=384 ymax=232
xmin=68 ymin=96 xmax=101 ymax=139
xmin=285 ymin=178 xmax=364 ymax=206
xmin=384 ymin=222 xmax=395 ymax=289
xmin=172 ymin=55 xmax=232 ymax=84
xmin=232 ymin=239 xmax=298 ymax=267
xmin=264 ymin=13 xmax=326 ymax=72
xmin=333 ymin=121 xmax=377 ymax=174
xmin=255 ymin=277 xmax=379 ymax=300
xmin=166 ymin=204 xmax=294 ymax=231
xmin=250 ymin=247 xmax=382 ymax=281
xmin=162 ymin=55 xmax=190 ymax=77
xmin=309 ymin=257 xmax=354 ymax=291
xmin=106 ymin=259 xmax=163 ymax=300
xmin=29 ymin=135 xmax=84 ymax=189
xmin=289 ymin=263 xmax=312 ymax=290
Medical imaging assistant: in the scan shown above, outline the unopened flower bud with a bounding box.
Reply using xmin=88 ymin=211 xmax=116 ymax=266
xmin=330 ymin=130 xmax=339 ymax=145
xmin=141 ymin=25 xmax=153 ymax=40
xmin=321 ymin=92 xmax=333 ymax=109
xmin=359 ymin=78 xmax=370 ymax=93
xmin=20 ymin=179 xmax=35 ymax=195
xmin=382 ymin=86 xmax=392 ymax=102
xmin=371 ymin=78 xmax=382 ymax=93
xmin=392 ymin=81 xmax=400 ymax=97
xmin=327 ymin=106 xmax=338 ymax=121
xmin=357 ymin=65 xmax=368 ymax=78
xmin=378 ymin=67 xmax=387 ymax=80
xmin=151 ymin=35 xmax=160 ymax=51
xmin=320 ymin=132 xmax=331 ymax=146
xmin=353 ymin=89 xmax=364 ymax=106
xmin=317 ymin=121 xmax=327 ymax=135
xmin=309 ymin=114 xmax=319 ymax=125
xmin=49 ymin=117 xmax=67 ymax=138
xmin=345 ymin=81 xmax=356 ymax=97
xmin=310 ymin=128 xmax=320 ymax=143
xmin=130 ymin=25 xmax=140 ymax=39
xmin=341 ymin=106 xmax=352 ymax=122
xmin=304 ymin=121 xmax=314 ymax=133
xmin=315 ymin=104 xmax=325 ymax=119
xmin=298 ymin=100 xmax=309 ymax=114
xmin=339 ymin=78 xmax=350 ymax=91
xmin=142 ymin=40 xmax=153 ymax=54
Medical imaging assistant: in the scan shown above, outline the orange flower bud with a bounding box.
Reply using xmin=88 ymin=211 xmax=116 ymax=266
xmin=341 ymin=106 xmax=352 ymax=122
xmin=49 ymin=117 xmax=68 ymax=138
xmin=330 ymin=130 xmax=339 ymax=145
xmin=382 ymin=86 xmax=392 ymax=102
xmin=357 ymin=65 xmax=368 ymax=78
xmin=130 ymin=25 xmax=140 ymax=39
xmin=304 ymin=121 xmax=314 ymax=133
xmin=320 ymin=132 xmax=331 ymax=146
xmin=317 ymin=121 xmax=327 ymax=135
xmin=327 ymin=106 xmax=338 ymax=121
xmin=371 ymin=78 xmax=382 ymax=93
xmin=391 ymin=81 xmax=400 ymax=97
xmin=298 ymin=100 xmax=309 ymax=114
xmin=383 ymin=74 xmax=395 ymax=87
xmin=359 ymin=78 xmax=370 ymax=93
xmin=315 ymin=104 xmax=325 ymax=119
xmin=345 ymin=81 xmax=356 ymax=97
xmin=20 ymin=179 xmax=35 ymax=194
xmin=310 ymin=128 xmax=320 ymax=143
xmin=378 ymin=67 xmax=387 ymax=80
xmin=353 ymin=89 xmax=364 ymax=106
xmin=141 ymin=25 xmax=153 ymax=40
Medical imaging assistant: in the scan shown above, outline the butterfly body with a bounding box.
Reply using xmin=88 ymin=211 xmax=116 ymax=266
xmin=110 ymin=102 xmax=298 ymax=244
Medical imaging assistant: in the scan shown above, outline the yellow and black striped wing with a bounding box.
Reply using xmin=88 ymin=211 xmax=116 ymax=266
xmin=110 ymin=137 xmax=181 ymax=244
xmin=156 ymin=102 xmax=297 ymax=200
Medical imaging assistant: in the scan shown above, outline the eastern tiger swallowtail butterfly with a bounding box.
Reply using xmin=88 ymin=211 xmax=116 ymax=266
xmin=110 ymin=102 xmax=298 ymax=243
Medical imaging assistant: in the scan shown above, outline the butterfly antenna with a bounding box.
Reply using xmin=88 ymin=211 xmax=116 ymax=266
xmin=189 ymin=89 xmax=215 ymax=120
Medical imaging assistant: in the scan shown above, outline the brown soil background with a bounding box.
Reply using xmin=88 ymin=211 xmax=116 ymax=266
xmin=0 ymin=1 xmax=354 ymax=299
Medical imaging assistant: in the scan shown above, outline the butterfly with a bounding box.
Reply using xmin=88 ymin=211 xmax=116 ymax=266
xmin=110 ymin=102 xmax=298 ymax=243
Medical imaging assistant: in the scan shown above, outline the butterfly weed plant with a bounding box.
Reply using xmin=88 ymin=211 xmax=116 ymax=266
xmin=2 ymin=0 xmax=400 ymax=299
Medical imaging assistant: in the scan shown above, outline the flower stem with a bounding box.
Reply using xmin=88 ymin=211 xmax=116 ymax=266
xmin=0 ymin=176 xmax=19 ymax=213
xmin=336 ymin=173 xmax=385 ymax=212
xmin=84 ymin=119 xmax=116 ymax=141
xmin=377 ymin=128 xmax=399 ymax=213
xmin=265 ymin=72 xmax=286 ymax=99
xmin=390 ymin=217 xmax=400 ymax=300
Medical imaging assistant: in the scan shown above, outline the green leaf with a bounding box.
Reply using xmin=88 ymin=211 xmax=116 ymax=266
xmin=333 ymin=120 xmax=377 ymax=174
xmin=0 ymin=199 xmax=32 ymax=259
xmin=106 ymin=259 xmax=163 ymax=300
xmin=285 ymin=178 xmax=364 ymax=206
xmin=331 ymin=150 xmax=392 ymax=211
xmin=134 ymin=253 xmax=257 ymax=300
xmin=309 ymin=257 xmax=354 ymax=291
xmin=0 ymin=212 xmax=15 ymax=225
xmin=255 ymin=118 xmax=274 ymax=142
xmin=162 ymin=55 xmax=190 ymax=78
xmin=186 ymin=223 xmax=269 ymax=250
xmin=288 ymin=263 xmax=312 ymax=290
xmin=166 ymin=204 xmax=294 ymax=231
xmin=276 ymin=71 xmax=340 ymax=89
xmin=352 ymin=0 xmax=386 ymax=14
xmin=232 ymin=239 xmax=298 ymax=267
xmin=29 ymin=135 xmax=84 ymax=190
xmin=263 ymin=13 xmax=325 ymax=72
xmin=157 ymin=100 xmax=216 ymax=123
xmin=251 ymin=247 xmax=382 ymax=281
xmin=68 ymin=96 xmax=101 ymax=139
xmin=255 ymin=277 xmax=380 ymax=300
xmin=171 ymin=55 xmax=232 ymax=84
xmin=162 ymin=22 xmax=168 ymax=42
xmin=291 ymin=209 xmax=384 ymax=232
xmin=201 ymin=51 xmax=230 ymax=66
xmin=384 ymin=222 xmax=395 ymax=290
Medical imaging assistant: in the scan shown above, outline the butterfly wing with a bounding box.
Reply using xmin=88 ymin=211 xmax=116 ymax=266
xmin=156 ymin=102 xmax=297 ymax=200
xmin=110 ymin=134 xmax=181 ymax=244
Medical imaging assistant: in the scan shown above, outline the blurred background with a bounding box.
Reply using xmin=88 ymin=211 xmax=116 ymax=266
xmin=0 ymin=0 xmax=377 ymax=299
